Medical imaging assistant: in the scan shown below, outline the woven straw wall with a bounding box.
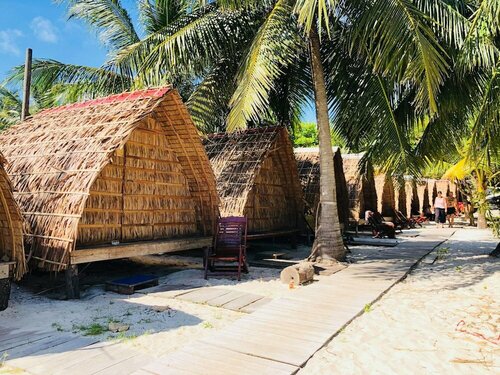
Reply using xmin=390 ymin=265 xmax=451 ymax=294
xmin=416 ymin=181 xmax=428 ymax=213
xmin=342 ymin=154 xmax=377 ymax=221
xmin=294 ymin=147 xmax=349 ymax=229
xmin=394 ymin=179 xmax=407 ymax=216
xmin=204 ymin=127 xmax=303 ymax=234
xmin=404 ymin=179 xmax=413 ymax=217
xmin=427 ymin=179 xmax=437 ymax=206
xmin=436 ymin=179 xmax=450 ymax=196
xmin=0 ymin=88 xmax=218 ymax=271
xmin=375 ymin=174 xmax=395 ymax=216
xmin=78 ymin=118 xmax=199 ymax=245
xmin=0 ymin=152 xmax=25 ymax=280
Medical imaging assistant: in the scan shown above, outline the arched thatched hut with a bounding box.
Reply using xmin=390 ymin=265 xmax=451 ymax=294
xmin=294 ymin=147 xmax=349 ymax=230
xmin=342 ymin=153 xmax=377 ymax=221
xmin=436 ymin=179 xmax=450 ymax=195
xmin=428 ymin=179 xmax=438 ymax=206
xmin=375 ymin=174 xmax=396 ymax=217
xmin=404 ymin=178 xmax=414 ymax=217
xmin=0 ymin=88 xmax=218 ymax=274
xmin=416 ymin=180 xmax=428 ymax=213
xmin=0 ymin=152 xmax=25 ymax=281
xmin=393 ymin=178 xmax=408 ymax=216
xmin=203 ymin=126 xmax=303 ymax=237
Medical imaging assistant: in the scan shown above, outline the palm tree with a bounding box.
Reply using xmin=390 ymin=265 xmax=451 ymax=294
xmin=5 ymin=0 xmax=465 ymax=261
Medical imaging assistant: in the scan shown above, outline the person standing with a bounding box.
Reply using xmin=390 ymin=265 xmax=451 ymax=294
xmin=433 ymin=191 xmax=447 ymax=228
xmin=446 ymin=191 xmax=458 ymax=227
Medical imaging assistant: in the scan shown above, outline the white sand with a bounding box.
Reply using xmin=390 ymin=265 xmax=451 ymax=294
xmin=2 ymin=283 xmax=243 ymax=359
xmin=300 ymin=228 xmax=499 ymax=374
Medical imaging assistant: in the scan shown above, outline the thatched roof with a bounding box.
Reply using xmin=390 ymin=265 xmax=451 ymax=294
xmin=294 ymin=147 xmax=349 ymax=228
xmin=203 ymin=126 xmax=303 ymax=233
xmin=0 ymin=87 xmax=218 ymax=271
xmin=342 ymin=153 xmax=377 ymax=220
xmin=374 ymin=173 xmax=396 ymax=216
xmin=0 ymin=151 xmax=25 ymax=280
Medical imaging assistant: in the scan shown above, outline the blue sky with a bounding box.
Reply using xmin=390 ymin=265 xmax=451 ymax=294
xmin=0 ymin=0 xmax=316 ymax=121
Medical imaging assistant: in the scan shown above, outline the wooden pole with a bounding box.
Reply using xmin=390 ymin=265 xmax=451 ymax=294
xmin=21 ymin=48 xmax=32 ymax=122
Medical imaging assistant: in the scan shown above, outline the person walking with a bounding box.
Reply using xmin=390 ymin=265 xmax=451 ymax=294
xmin=446 ymin=191 xmax=458 ymax=228
xmin=433 ymin=191 xmax=447 ymax=228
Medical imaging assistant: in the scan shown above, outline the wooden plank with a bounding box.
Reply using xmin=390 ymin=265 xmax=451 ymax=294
xmin=239 ymin=297 xmax=272 ymax=313
xmin=201 ymin=329 xmax=315 ymax=367
xmin=55 ymin=344 xmax=139 ymax=375
xmin=93 ymin=353 xmax=154 ymax=375
xmin=176 ymin=287 xmax=232 ymax=304
xmin=4 ymin=334 xmax=90 ymax=364
xmin=220 ymin=293 xmax=264 ymax=311
xmin=181 ymin=341 xmax=298 ymax=374
xmin=71 ymin=237 xmax=211 ymax=264
xmin=7 ymin=337 xmax=98 ymax=369
xmin=0 ymin=331 xmax=53 ymax=353
xmin=205 ymin=290 xmax=247 ymax=307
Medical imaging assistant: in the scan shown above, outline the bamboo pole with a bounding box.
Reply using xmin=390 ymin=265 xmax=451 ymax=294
xmin=21 ymin=48 xmax=32 ymax=121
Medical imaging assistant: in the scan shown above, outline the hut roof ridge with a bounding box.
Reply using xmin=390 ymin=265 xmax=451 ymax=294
xmin=38 ymin=86 xmax=172 ymax=115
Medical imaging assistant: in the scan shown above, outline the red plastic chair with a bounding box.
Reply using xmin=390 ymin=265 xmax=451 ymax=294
xmin=204 ymin=216 xmax=248 ymax=281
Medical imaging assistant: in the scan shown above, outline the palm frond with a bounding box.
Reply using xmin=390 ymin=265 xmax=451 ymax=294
xmin=57 ymin=0 xmax=140 ymax=51
xmin=227 ymin=0 xmax=304 ymax=131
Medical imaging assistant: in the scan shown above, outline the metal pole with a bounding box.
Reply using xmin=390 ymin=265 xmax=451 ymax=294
xmin=21 ymin=48 xmax=32 ymax=121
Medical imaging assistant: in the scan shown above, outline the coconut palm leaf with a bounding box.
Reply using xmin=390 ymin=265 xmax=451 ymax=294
xmin=348 ymin=0 xmax=450 ymax=115
xmin=4 ymin=59 xmax=131 ymax=107
xmin=57 ymin=0 xmax=140 ymax=51
xmin=227 ymin=0 xmax=305 ymax=131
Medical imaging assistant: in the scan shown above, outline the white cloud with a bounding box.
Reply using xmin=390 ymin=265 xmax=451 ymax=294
xmin=0 ymin=29 xmax=23 ymax=56
xmin=30 ymin=16 xmax=58 ymax=43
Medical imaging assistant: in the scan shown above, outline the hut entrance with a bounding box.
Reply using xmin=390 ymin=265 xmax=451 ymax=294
xmin=78 ymin=119 xmax=199 ymax=246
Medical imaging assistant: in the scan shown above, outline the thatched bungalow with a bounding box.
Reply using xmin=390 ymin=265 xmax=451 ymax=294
xmin=203 ymin=126 xmax=304 ymax=237
xmin=427 ymin=179 xmax=438 ymax=206
xmin=0 ymin=87 xmax=219 ymax=278
xmin=294 ymin=147 xmax=349 ymax=230
xmin=436 ymin=179 xmax=450 ymax=195
xmin=375 ymin=174 xmax=396 ymax=217
xmin=342 ymin=153 xmax=377 ymax=221
xmin=0 ymin=152 xmax=25 ymax=281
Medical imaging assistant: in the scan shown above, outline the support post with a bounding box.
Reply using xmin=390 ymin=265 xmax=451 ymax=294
xmin=65 ymin=264 xmax=79 ymax=299
xmin=21 ymin=48 xmax=32 ymax=122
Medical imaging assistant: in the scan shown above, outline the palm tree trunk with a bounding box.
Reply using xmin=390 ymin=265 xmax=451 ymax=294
xmin=476 ymin=171 xmax=488 ymax=229
xmin=308 ymin=29 xmax=345 ymax=262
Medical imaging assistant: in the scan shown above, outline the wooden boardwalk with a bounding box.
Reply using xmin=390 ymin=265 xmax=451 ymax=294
xmin=139 ymin=285 xmax=272 ymax=313
xmin=1 ymin=229 xmax=453 ymax=374
xmin=135 ymin=229 xmax=452 ymax=374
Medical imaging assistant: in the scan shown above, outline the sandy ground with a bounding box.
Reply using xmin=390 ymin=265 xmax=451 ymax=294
xmin=300 ymin=228 xmax=499 ymax=375
xmin=2 ymin=283 xmax=244 ymax=358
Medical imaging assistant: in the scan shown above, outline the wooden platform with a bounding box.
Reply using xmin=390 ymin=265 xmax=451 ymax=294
xmin=71 ymin=237 xmax=212 ymax=264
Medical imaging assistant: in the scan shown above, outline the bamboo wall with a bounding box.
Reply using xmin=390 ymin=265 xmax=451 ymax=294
xmin=78 ymin=118 xmax=199 ymax=246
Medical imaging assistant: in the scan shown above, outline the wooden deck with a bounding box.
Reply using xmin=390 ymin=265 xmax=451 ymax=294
xmin=71 ymin=237 xmax=212 ymax=264
xmin=1 ymin=229 xmax=454 ymax=374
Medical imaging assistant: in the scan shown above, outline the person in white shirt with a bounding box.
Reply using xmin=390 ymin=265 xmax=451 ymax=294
xmin=433 ymin=191 xmax=448 ymax=228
